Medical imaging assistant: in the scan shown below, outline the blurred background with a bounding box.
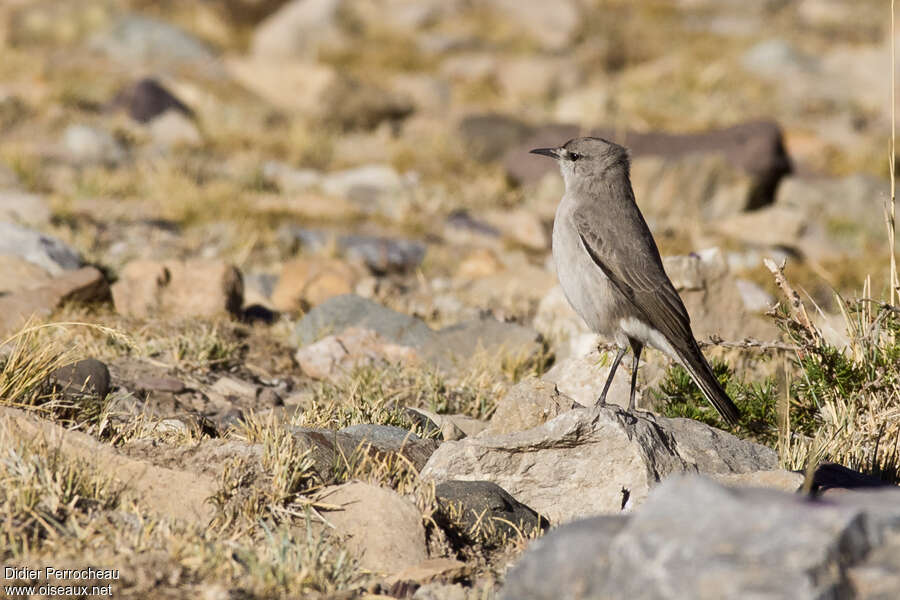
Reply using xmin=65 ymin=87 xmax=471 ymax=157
xmin=0 ymin=0 xmax=895 ymax=335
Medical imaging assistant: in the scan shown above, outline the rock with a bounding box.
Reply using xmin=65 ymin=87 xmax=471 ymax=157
xmin=271 ymin=257 xmax=360 ymax=312
xmin=63 ymin=124 xmax=126 ymax=167
xmin=413 ymin=583 xmax=468 ymax=600
xmin=457 ymin=114 xmax=535 ymax=161
xmin=250 ymin=0 xmax=345 ymax=59
xmin=291 ymin=425 xmax=438 ymax=474
xmin=0 ymin=191 xmax=51 ymax=226
xmin=0 ymin=267 xmax=110 ymax=335
xmin=663 ymin=248 xmax=777 ymax=342
xmin=776 ymin=174 xmax=889 ymax=238
xmin=541 ymin=349 xmax=634 ymax=409
xmin=111 ymin=259 xmax=243 ymax=319
xmin=486 ymin=0 xmax=580 ymax=50
xmin=713 ymin=469 xmax=804 ymax=492
xmin=111 ymin=78 xmax=193 ymax=124
xmin=735 ymin=278 xmax=775 ymax=313
xmin=504 ymin=121 xmax=791 ymax=214
xmin=293 ymin=295 xmax=543 ymax=372
xmin=420 ymin=404 xmax=777 ymax=523
xmin=147 ymin=111 xmax=202 ymax=148
xmin=454 ymin=248 xmax=505 ymax=281
xmin=0 ymin=222 xmax=83 ymax=275
xmin=434 ymin=480 xmax=548 ymax=544
xmin=386 ymin=558 xmax=467 ymax=588
xmin=0 ymin=255 xmax=53 ymax=293
xmin=281 ymin=227 xmax=426 ymax=274
xmin=295 ymin=327 xmax=420 ymax=380
xmin=481 ymin=208 xmax=548 ymax=251
xmin=501 ymin=476 xmax=900 ymax=600
xmin=0 ymin=407 xmax=216 ymax=523
xmin=89 ymin=15 xmax=220 ymax=73
xmin=45 ymin=359 xmax=111 ymax=403
xmin=316 ymin=482 xmax=427 ymax=574
xmin=482 ymin=378 xmax=576 ymax=436
xmin=294 ymin=294 xmax=435 ymax=348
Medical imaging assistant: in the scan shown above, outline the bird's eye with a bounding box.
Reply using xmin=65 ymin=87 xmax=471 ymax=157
xmin=569 ymin=152 xmax=582 ymax=161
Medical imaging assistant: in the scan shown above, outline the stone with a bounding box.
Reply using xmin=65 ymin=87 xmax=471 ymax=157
xmin=271 ymin=257 xmax=360 ymax=311
xmin=457 ymin=114 xmax=535 ymax=162
xmin=501 ymin=476 xmax=900 ymax=600
xmin=0 ymin=191 xmax=51 ymax=226
xmin=735 ymin=278 xmax=775 ymax=313
xmin=45 ymin=359 xmax=111 ymax=403
xmin=0 ymin=407 xmax=216 ymax=523
xmin=481 ymin=208 xmax=548 ymax=251
xmin=293 ymin=294 xmax=435 ymax=348
xmin=111 ymin=78 xmax=193 ymax=124
xmin=281 ymin=227 xmax=426 ymax=274
xmin=0 ymin=255 xmax=53 ymax=294
xmin=486 ymin=0 xmax=580 ymax=50
xmin=0 ymin=267 xmax=110 ymax=335
xmin=147 ymin=111 xmax=202 ymax=148
xmin=504 ymin=121 xmax=791 ymax=213
xmin=291 ymin=425 xmax=438 ymax=474
xmin=420 ymin=404 xmax=777 ymax=523
xmin=0 ymin=222 xmax=83 ymax=276
xmin=541 ymin=349 xmax=634 ymax=409
xmin=482 ymin=378 xmax=577 ymax=436
xmin=62 ymin=124 xmax=126 ymax=167
xmin=434 ymin=480 xmax=548 ymax=543
xmin=295 ymin=328 xmax=420 ymax=380
xmin=316 ymin=482 xmax=427 ymax=574
xmin=89 ymin=15 xmax=220 ymax=73
xmin=386 ymin=558 xmax=467 ymax=588
xmin=250 ymin=0 xmax=345 ymax=59
xmin=111 ymin=259 xmax=243 ymax=319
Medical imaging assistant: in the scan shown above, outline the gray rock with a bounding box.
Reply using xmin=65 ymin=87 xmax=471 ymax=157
xmin=293 ymin=295 xmax=543 ymax=372
xmin=420 ymin=405 xmax=776 ymax=523
xmin=338 ymin=424 xmax=422 ymax=444
xmin=62 ymin=125 xmax=126 ymax=167
xmin=458 ymin=114 xmax=536 ymax=162
xmin=294 ymin=294 xmax=435 ymax=348
xmin=501 ymin=476 xmax=900 ymax=600
xmin=45 ymin=359 xmax=111 ymax=403
xmin=434 ymin=480 xmax=548 ymax=543
xmin=0 ymin=222 xmax=83 ymax=275
xmin=281 ymin=227 xmax=426 ymax=273
xmin=89 ymin=15 xmax=219 ymax=72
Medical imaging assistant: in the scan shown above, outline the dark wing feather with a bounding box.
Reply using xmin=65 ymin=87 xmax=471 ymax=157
xmin=572 ymin=205 xmax=692 ymax=346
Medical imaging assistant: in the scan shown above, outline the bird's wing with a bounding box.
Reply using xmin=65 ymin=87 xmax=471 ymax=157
xmin=573 ymin=204 xmax=693 ymax=345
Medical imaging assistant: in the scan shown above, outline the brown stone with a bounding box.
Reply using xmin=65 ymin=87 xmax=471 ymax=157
xmin=271 ymin=257 xmax=359 ymax=312
xmin=0 ymin=267 xmax=110 ymax=335
xmin=111 ymin=259 xmax=243 ymax=319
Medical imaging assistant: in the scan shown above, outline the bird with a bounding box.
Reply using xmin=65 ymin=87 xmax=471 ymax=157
xmin=530 ymin=137 xmax=741 ymax=426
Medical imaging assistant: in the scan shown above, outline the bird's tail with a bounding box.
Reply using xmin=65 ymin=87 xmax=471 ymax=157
xmin=676 ymin=340 xmax=741 ymax=426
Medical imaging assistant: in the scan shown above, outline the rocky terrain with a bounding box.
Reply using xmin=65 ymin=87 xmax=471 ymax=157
xmin=0 ymin=0 xmax=898 ymax=598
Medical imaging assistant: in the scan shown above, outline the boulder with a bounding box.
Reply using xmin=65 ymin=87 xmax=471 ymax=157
xmin=420 ymin=404 xmax=777 ymax=523
xmin=316 ymin=482 xmax=427 ymax=574
xmin=111 ymin=259 xmax=243 ymax=319
xmin=0 ymin=267 xmax=110 ymax=335
xmin=500 ymin=476 xmax=900 ymax=600
xmin=0 ymin=222 xmax=83 ymax=275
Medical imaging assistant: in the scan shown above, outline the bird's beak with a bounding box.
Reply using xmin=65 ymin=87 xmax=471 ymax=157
xmin=529 ymin=147 xmax=559 ymax=159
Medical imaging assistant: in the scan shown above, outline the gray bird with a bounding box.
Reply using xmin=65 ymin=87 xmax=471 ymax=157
xmin=530 ymin=137 xmax=741 ymax=426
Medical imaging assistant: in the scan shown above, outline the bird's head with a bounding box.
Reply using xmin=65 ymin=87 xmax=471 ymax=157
xmin=530 ymin=137 xmax=630 ymax=188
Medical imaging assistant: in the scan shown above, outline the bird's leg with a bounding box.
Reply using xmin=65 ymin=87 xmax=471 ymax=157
xmin=597 ymin=346 xmax=627 ymax=406
xmin=628 ymin=342 xmax=643 ymax=411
